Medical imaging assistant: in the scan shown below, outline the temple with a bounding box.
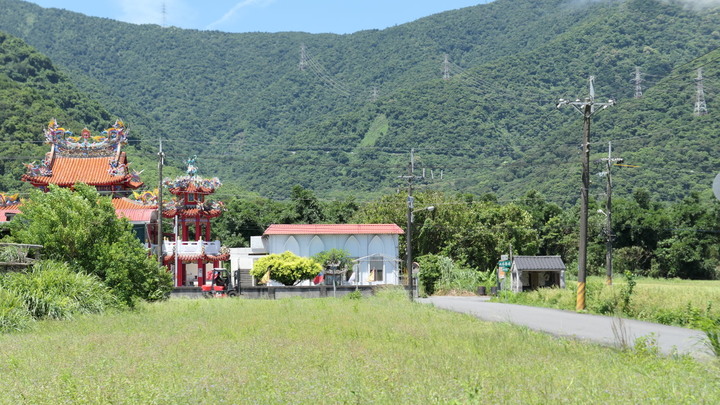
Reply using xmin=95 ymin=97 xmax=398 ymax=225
xmin=160 ymin=156 xmax=229 ymax=287
xmin=3 ymin=119 xmax=230 ymax=288
xmin=11 ymin=119 xmax=158 ymax=239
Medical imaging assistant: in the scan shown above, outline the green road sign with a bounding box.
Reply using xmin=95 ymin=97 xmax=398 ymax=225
xmin=498 ymin=260 xmax=511 ymax=267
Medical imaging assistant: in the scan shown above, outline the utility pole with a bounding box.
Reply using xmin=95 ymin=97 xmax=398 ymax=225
xmin=299 ymin=44 xmax=307 ymax=71
xmin=400 ymin=149 xmax=423 ymax=301
xmin=157 ymin=139 xmax=165 ymax=267
xmin=632 ymin=67 xmax=643 ymax=99
xmin=694 ymin=68 xmax=708 ymax=116
xmin=443 ymin=54 xmax=451 ymax=80
xmin=599 ymin=141 xmax=623 ymax=286
xmin=557 ymin=76 xmax=615 ymax=311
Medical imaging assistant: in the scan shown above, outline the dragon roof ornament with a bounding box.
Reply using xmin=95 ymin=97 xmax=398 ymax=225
xmin=163 ymin=156 xmax=222 ymax=192
xmin=44 ymin=118 xmax=128 ymax=157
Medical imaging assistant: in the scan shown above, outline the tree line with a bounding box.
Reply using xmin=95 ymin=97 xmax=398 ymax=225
xmin=214 ymin=186 xmax=720 ymax=281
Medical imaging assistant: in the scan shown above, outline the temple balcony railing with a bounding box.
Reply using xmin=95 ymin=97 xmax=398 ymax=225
xmin=156 ymin=240 xmax=223 ymax=256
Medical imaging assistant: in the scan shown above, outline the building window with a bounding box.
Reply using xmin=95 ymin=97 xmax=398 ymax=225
xmin=369 ymin=258 xmax=383 ymax=282
xmin=187 ymin=194 xmax=195 ymax=202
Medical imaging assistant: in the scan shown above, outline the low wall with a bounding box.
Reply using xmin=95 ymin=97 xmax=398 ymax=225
xmin=171 ymin=285 xmax=405 ymax=299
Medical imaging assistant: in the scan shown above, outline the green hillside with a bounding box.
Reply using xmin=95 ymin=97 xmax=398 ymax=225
xmin=1 ymin=0 xmax=720 ymax=204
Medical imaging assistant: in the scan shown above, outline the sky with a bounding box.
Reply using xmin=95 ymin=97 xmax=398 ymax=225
xmin=26 ymin=0 xmax=495 ymax=34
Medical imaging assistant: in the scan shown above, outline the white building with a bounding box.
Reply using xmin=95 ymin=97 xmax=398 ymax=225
xmin=230 ymin=224 xmax=405 ymax=286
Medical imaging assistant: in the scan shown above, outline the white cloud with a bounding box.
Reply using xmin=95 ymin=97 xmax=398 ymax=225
xmin=116 ymin=0 xmax=163 ymax=25
xmin=206 ymin=0 xmax=276 ymax=30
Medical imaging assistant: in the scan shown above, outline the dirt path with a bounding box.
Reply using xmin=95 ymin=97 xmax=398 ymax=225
xmin=419 ymin=296 xmax=714 ymax=360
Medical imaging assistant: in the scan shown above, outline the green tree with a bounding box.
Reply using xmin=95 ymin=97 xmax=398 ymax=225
xmin=9 ymin=184 xmax=172 ymax=305
xmin=250 ymin=251 xmax=322 ymax=286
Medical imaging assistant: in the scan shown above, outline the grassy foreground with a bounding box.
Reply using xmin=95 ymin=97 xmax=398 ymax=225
xmin=0 ymin=293 xmax=718 ymax=404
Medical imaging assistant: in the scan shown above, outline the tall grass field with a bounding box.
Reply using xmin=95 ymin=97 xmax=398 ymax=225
xmin=0 ymin=292 xmax=718 ymax=403
xmin=497 ymin=276 xmax=720 ymax=327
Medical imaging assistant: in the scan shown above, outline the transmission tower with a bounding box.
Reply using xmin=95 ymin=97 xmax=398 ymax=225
xmin=694 ymin=68 xmax=708 ymax=116
xmin=161 ymin=2 xmax=167 ymax=28
xmin=370 ymin=87 xmax=379 ymax=102
xmin=299 ymin=44 xmax=307 ymax=71
xmin=632 ymin=66 xmax=643 ymax=98
xmin=443 ymin=54 xmax=451 ymax=80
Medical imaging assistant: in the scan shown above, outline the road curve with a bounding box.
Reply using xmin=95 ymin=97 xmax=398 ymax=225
xmin=419 ymin=296 xmax=714 ymax=360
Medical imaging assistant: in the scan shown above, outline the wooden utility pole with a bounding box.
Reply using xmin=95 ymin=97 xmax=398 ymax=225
xmin=557 ymin=76 xmax=615 ymax=310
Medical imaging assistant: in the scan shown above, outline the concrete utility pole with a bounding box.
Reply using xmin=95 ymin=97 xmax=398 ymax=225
xmin=598 ymin=141 xmax=623 ymax=286
xmin=399 ymin=149 xmax=424 ymax=301
xmin=632 ymin=67 xmax=643 ymax=99
xmin=557 ymin=76 xmax=615 ymax=311
xmin=694 ymin=68 xmax=708 ymax=116
xmin=157 ymin=139 xmax=165 ymax=267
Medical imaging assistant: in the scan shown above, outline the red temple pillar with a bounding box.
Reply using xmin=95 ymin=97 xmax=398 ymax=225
xmin=198 ymin=258 xmax=205 ymax=285
xmin=205 ymin=221 xmax=211 ymax=241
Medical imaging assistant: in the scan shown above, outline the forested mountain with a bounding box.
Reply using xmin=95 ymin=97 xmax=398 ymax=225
xmin=1 ymin=0 xmax=720 ymax=205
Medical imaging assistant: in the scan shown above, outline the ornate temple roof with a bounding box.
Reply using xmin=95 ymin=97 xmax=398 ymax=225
xmin=163 ymin=155 xmax=221 ymax=195
xmin=161 ymin=156 xmax=225 ymax=219
xmin=22 ymin=119 xmax=143 ymax=190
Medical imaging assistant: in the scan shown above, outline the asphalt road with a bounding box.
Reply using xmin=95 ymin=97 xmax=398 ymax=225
xmin=419 ymin=296 xmax=714 ymax=360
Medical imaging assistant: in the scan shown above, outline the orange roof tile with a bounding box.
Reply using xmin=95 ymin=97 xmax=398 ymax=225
xmin=23 ymin=153 xmax=142 ymax=189
xmin=264 ymin=224 xmax=404 ymax=235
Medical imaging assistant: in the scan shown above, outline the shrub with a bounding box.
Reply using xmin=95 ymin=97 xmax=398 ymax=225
xmin=417 ymin=254 xmax=453 ymax=295
xmin=9 ymin=184 xmax=173 ymax=306
xmin=0 ymin=288 xmax=32 ymax=333
xmin=2 ymin=260 xmax=118 ymax=320
xmin=251 ymin=251 xmax=322 ymax=286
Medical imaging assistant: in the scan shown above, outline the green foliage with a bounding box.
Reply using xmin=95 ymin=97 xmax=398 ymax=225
xmin=313 ymin=248 xmax=353 ymax=272
xmin=0 ymin=287 xmax=32 ymax=333
xmin=344 ymin=290 xmax=362 ymax=300
xmin=8 ymin=184 xmax=172 ymax=306
xmin=1 ymin=260 xmax=116 ymax=320
xmin=250 ymin=251 xmax=322 ymax=286
xmin=416 ymin=254 xmax=452 ymax=295
xmin=4 ymin=0 xmax=720 ymax=203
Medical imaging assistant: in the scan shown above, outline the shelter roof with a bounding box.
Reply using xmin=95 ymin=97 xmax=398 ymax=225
xmin=264 ymin=224 xmax=404 ymax=236
xmin=112 ymin=198 xmax=157 ymax=223
xmin=513 ymin=256 xmax=566 ymax=271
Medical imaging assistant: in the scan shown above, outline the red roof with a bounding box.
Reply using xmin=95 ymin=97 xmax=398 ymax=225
xmin=22 ymin=153 xmax=142 ymax=189
xmin=112 ymin=198 xmax=157 ymax=222
xmin=162 ymin=208 xmax=223 ymax=219
xmin=0 ymin=205 xmax=22 ymax=223
xmin=163 ymin=253 xmax=230 ymax=263
xmin=0 ymin=198 xmax=155 ymax=223
xmin=263 ymin=224 xmax=404 ymax=235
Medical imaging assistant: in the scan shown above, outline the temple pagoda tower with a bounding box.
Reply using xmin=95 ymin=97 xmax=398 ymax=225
xmin=161 ymin=157 xmax=229 ymax=287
